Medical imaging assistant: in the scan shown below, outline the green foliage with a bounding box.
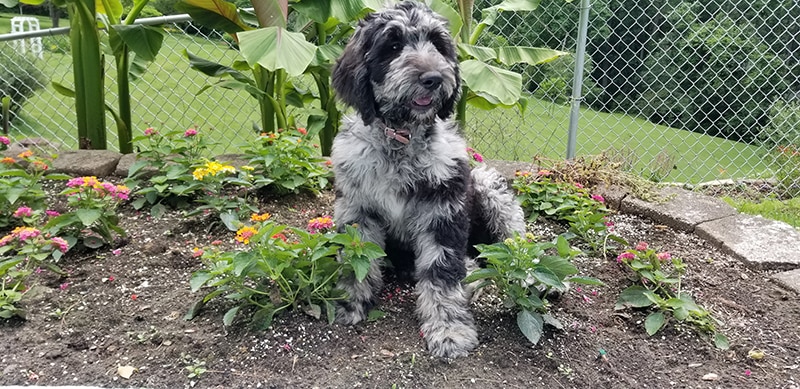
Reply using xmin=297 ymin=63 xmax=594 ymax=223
xmin=615 ymin=242 xmax=728 ymax=349
xmin=636 ymin=10 xmax=789 ymax=142
xmin=772 ymin=146 xmax=800 ymax=198
xmin=722 ymin=196 xmax=800 ymax=229
xmin=467 ymin=233 xmax=602 ymax=345
xmin=44 ymin=176 xmax=128 ymax=247
xmin=760 ymin=100 xmax=800 ymax=149
xmin=512 ymin=170 xmax=620 ymax=252
xmin=242 ymin=126 xmax=331 ymax=195
xmin=0 ymin=149 xmax=66 ymax=229
xmin=187 ymin=221 xmax=384 ymax=329
xmin=41 ymin=35 xmax=71 ymax=54
xmin=0 ymin=225 xmax=69 ymax=319
xmin=127 ymin=127 xmax=217 ymax=215
xmin=0 ymin=46 xmax=46 ymax=124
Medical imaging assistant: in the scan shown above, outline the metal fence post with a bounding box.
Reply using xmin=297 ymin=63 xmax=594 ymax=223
xmin=566 ymin=0 xmax=591 ymax=161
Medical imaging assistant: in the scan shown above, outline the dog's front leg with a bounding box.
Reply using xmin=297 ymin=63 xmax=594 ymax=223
xmin=414 ymin=233 xmax=479 ymax=359
xmin=334 ymin=218 xmax=385 ymax=325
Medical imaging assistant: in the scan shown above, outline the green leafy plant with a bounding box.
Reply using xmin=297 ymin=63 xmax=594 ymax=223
xmin=127 ymin=127 xmax=216 ymax=216
xmin=513 ymin=170 xmax=621 ymax=252
xmin=431 ymin=0 xmax=567 ymax=127
xmin=772 ymin=145 xmax=800 ymax=198
xmin=0 ymin=149 xmax=69 ymax=229
xmin=242 ymin=126 xmax=331 ymax=195
xmin=44 ymin=176 xmax=128 ymax=248
xmin=615 ymin=242 xmax=729 ymax=349
xmin=181 ymin=354 xmax=207 ymax=379
xmin=0 ymin=226 xmax=69 ymax=319
xmin=184 ymin=159 xmax=257 ymax=227
xmin=177 ymin=0 xmax=378 ymax=156
xmin=187 ymin=218 xmax=384 ymax=330
xmin=466 ymin=233 xmax=602 ymax=345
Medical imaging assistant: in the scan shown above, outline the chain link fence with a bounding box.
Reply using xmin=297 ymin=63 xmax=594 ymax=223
xmin=1 ymin=1 xmax=799 ymax=197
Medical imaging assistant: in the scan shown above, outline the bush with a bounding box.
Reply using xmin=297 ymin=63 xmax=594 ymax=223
xmin=636 ymin=11 xmax=789 ymax=142
xmin=0 ymin=45 xmax=46 ymax=124
xmin=760 ymin=99 xmax=800 ymax=149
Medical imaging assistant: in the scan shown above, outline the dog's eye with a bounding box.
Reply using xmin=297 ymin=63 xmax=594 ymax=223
xmin=390 ymin=43 xmax=401 ymax=51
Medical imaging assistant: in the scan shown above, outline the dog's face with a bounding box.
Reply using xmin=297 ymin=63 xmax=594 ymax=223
xmin=332 ymin=1 xmax=461 ymax=126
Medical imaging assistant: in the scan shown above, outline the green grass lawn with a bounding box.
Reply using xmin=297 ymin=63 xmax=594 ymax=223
xmin=3 ymin=11 xmax=776 ymax=185
xmin=0 ymin=12 xmax=60 ymax=31
xmin=465 ymin=100 xmax=770 ymax=184
xmin=722 ymin=197 xmax=800 ymax=229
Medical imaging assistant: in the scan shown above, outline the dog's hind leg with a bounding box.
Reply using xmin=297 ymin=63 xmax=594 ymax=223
xmin=414 ymin=234 xmax=479 ymax=359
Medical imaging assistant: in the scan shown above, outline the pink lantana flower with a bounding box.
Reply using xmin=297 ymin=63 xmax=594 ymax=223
xmin=616 ymin=251 xmax=635 ymax=263
xmin=591 ymin=194 xmax=605 ymax=203
xmin=13 ymin=206 xmax=32 ymax=218
xmin=0 ymin=136 xmax=9 ymax=146
xmin=144 ymin=127 xmax=157 ymax=136
xmin=656 ymin=252 xmax=672 ymax=261
xmin=635 ymin=241 xmax=649 ymax=251
xmin=184 ymin=128 xmax=198 ymax=137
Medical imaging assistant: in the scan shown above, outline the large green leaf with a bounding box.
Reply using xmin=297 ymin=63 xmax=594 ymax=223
xmin=616 ymin=285 xmax=655 ymax=309
xmin=330 ymin=0 xmax=382 ymax=22
xmin=496 ymin=46 xmax=568 ymax=66
xmin=428 ymin=0 xmax=462 ymax=38
xmin=460 ymin=59 xmax=522 ymax=106
xmin=458 ymin=44 xmax=497 ymax=62
xmin=185 ymin=50 xmax=254 ymax=85
xmin=175 ymin=0 xmax=251 ymax=35
xmin=97 ymin=0 xmax=124 ymax=23
xmin=76 ymin=209 xmax=102 ymax=226
xmin=480 ymin=0 xmax=540 ymax=28
xmin=239 ymin=27 xmax=317 ymax=77
xmin=111 ymin=25 xmax=164 ymax=62
xmin=252 ymin=0 xmax=287 ymax=27
xmin=517 ymin=309 xmax=544 ymax=345
xmin=644 ymin=311 xmax=665 ymax=336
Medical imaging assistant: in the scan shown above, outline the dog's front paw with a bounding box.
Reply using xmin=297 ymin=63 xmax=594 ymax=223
xmin=422 ymin=321 xmax=478 ymax=359
xmin=335 ymin=302 xmax=367 ymax=325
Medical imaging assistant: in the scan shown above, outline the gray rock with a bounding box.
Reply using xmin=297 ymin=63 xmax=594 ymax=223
xmin=772 ymin=269 xmax=800 ymax=294
xmin=620 ymin=187 xmax=737 ymax=232
xmin=696 ymin=214 xmax=800 ymax=270
xmin=51 ymin=150 xmax=122 ymax=178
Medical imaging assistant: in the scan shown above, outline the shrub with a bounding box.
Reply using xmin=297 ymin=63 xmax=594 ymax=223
xmin=0 ymin=45 xmax=46 ymax=124
xmin=0 ymin=148 xmax=66 ymax=229
xmin=243 ymin=127 xmax=332 ymax=195
xmin=636 ymin=12 xmax=789 ymax=142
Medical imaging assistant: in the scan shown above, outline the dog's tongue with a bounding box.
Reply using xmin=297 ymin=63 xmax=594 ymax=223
xmin=413 ymin=96 xmax=432 ymax=106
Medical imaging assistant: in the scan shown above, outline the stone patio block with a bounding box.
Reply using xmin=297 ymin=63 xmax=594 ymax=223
xmin=696 ymin=214 xmax=800 ymax=270
xmin=51 ymin=150 xmax=122 ymax=178
xmin=620 ymin=187 xmax=737 ymax=232
xmin=772 ymin=269 xmax=800 ymax=294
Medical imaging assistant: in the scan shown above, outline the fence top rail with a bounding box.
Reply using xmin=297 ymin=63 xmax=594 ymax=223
xmin=0 ymin=13 xmax=194 ymax=42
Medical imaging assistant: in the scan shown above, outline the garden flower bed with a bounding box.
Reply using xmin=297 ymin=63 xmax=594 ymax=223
xmin=1 ymin=135 xmax=799 ymax=388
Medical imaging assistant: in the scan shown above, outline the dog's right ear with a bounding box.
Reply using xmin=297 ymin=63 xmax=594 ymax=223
xmin=332 ymin=22 xmax=377 ymax=124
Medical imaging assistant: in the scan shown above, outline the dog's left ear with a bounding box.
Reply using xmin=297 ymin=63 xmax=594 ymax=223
xmin=332 ymin=17 xmax=378 ymax=124
xmin=438 ymin=65 xmax=461 ymax=120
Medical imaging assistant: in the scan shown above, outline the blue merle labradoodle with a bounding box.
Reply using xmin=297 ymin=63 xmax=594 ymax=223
xmin=330 ymin=0 xmax=526 ymax=359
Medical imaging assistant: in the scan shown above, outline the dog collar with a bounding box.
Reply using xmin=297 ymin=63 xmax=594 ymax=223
xmin=384 ymin=127 xmax=410 ymax=144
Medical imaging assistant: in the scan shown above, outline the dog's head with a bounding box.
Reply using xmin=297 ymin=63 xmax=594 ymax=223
xmin=332 ymin=1 xmax=461 ymax=126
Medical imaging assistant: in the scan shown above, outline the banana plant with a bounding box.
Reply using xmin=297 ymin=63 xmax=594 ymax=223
xmin=1 ymin=0 xmax=163 ymax=153
xmin=430 ymin=0 xmax=569 ymax=128
xmin=176 ymin=0 xmax=381 ymax=156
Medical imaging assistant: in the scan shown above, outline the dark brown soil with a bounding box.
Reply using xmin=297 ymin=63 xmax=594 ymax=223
xmin=2 ymin=188 xmax=799 ymax=389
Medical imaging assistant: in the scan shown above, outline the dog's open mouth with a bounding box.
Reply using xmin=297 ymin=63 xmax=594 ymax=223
xmin=412 ymin=95 xmax=433 ymax=108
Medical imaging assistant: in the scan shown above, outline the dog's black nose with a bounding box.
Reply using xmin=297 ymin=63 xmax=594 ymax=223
xmin=420 ymin=71 xmax=443 ymax=90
